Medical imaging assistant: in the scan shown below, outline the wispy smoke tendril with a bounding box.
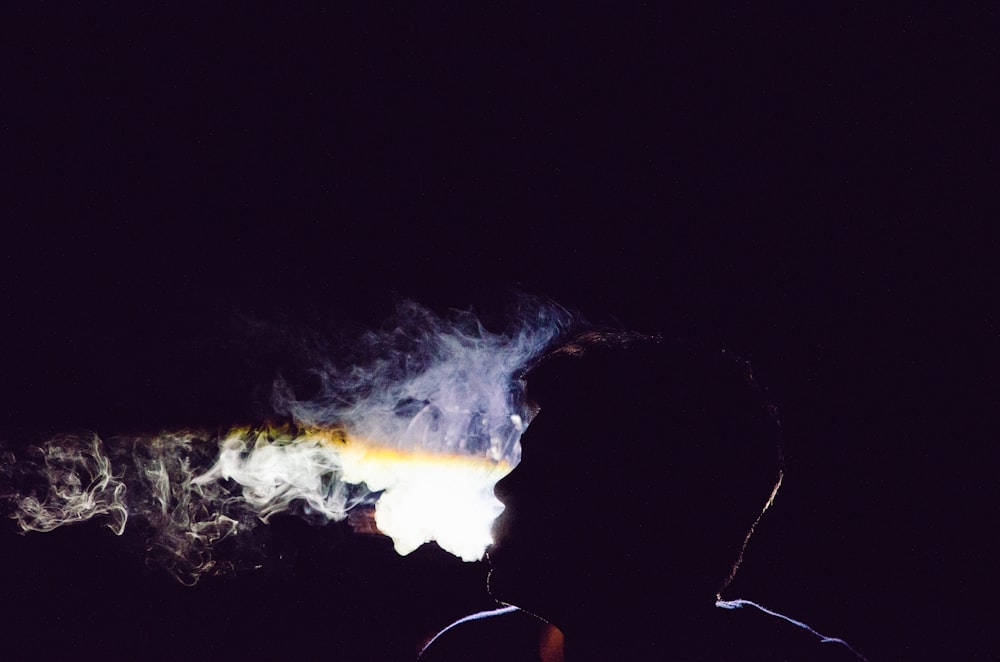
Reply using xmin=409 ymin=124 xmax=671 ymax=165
xmin=1 ymin=299 xmax=575 ymax=584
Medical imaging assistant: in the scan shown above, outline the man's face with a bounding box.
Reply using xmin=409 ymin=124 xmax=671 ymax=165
xmin=486 ymin=344 xmax=781 ymax=630
xmin=487 ymin=400 xmax=621 ymax=622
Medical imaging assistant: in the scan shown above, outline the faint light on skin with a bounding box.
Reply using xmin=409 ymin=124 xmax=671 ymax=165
xmin=539 ymin=623 xmax=566 ymax=662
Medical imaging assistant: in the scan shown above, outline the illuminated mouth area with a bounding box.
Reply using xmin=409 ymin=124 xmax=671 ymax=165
xmin=485 ymin=510 xmax=520 ymax=560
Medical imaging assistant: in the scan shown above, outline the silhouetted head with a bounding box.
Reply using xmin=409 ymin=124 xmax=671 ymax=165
xmin=488 ymin=333 xmax=784 ymax=635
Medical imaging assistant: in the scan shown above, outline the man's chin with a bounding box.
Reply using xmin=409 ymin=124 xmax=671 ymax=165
xmin=487 ymin=556 xmax=546 ymax=610
xmin=485 ymin=559 xmax=524 ymax=607
xmin=486 ymin=564 xmax=569 ymax=635
xmin=485 ymin=559 xmax=510 ymax=602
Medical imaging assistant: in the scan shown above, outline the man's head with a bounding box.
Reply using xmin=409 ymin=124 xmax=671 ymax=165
xmin=488 ymin=333 xmax=784 ymax=632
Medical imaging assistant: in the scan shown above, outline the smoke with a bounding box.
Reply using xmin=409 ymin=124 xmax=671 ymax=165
xmin=0 ymin=299 xmax=574 ymax=584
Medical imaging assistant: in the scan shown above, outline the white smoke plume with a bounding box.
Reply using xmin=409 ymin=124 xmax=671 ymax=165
xmin=0 ymin=299 xmax=574 ymax=584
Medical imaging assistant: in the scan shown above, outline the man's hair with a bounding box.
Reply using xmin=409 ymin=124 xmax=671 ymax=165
xmin=523 ymin=331 xmax=784 ymax=595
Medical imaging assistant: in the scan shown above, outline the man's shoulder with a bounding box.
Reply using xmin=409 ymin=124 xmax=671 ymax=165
xmin=418 ymin=600 xmax=866 ymax=661
xmin=713 ymin=599 xmax=867 ymax=661
xmin=419 ymin=605 xmax=551 ymax=662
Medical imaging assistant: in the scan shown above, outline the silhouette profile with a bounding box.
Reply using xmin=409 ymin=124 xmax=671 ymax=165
xmin=420 ymin=333 xmax=866 ymax=661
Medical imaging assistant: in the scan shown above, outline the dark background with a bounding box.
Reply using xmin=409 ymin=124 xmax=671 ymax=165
xmin=1 ymin=4 xmax=995 ymax=661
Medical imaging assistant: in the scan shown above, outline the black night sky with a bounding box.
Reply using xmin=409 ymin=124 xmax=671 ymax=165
xmin=1 ymin=5 xmax=995 ymax=661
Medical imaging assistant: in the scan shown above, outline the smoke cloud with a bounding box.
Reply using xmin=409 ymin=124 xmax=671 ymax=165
xmin=0 ymin=299 xmax=573 ymax=584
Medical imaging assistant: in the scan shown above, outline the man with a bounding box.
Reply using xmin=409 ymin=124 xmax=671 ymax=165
xmin=421 ymin=333 xmax=865 ymax=661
